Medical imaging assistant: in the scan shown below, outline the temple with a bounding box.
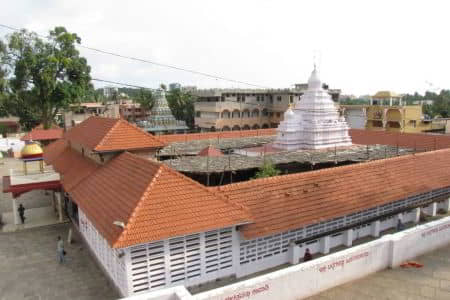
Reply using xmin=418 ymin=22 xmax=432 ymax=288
xmin=138 ymin=89 xmax=188 ymax=135
xmin=274 ymin=67 xmax=352 ymax=150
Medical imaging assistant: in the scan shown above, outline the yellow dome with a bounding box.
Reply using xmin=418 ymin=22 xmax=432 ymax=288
xmin=21 ymin=143 xmax=44 ymax=158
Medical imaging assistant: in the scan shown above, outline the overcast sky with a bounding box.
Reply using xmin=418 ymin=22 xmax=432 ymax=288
xmin=0 ymin=0 xmax=449 ymax=95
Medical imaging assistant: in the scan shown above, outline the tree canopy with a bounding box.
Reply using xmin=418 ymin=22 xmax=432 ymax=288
xmin=2 ymin=26 xmax=92 ymax=130
xmin=403 ymin=90 xmax=450 ymax=118
xmin=166 ymin=88 xmax=196 ymax=128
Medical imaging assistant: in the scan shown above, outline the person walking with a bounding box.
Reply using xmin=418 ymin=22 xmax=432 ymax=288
xmin=18 ymin=204 xmax=25 ymax=224
xmin=57 ymin=236 xmax=65 ymax=263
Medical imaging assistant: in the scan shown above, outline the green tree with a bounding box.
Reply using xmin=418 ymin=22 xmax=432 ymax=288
xmin=253 ymin=160 xmax=281 ymax=179
xmin=5 ymin=26 xmax=92 ymax=129
xmin=166 ymin=88 xmax=196 ymax=128
xmin=135 ymin=89 xmax=155 ymax=120
xmin=0 ymin=40 xmax=10 ymax=117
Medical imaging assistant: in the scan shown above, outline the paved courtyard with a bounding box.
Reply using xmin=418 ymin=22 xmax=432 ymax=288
xmin=0 ymin=223 xmax=119 ymax=300
xmin=305 ymin=243 xmax=450 ymax=300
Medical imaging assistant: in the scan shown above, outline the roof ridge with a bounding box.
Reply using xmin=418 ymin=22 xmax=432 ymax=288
xmin=94 ymin=118 xmax=121 ymax=151
xmin=158 ymin=159 xmax=252 ymax=217
xmin=115 ymin=160 xmax=164 ymax=247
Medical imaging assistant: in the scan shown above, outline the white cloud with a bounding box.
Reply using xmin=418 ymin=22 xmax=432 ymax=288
xmin=0 ymin=0 xmax=449 ymax=95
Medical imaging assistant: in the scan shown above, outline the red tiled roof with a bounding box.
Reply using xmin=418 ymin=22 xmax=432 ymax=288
xmin=159 ymin=129 xmax=276 ymax=143
xmin=51 ymin=148 xmax=98 ymax=192
xmin=64 ymin=117 xmax=166 ymax=152
xmin=21 ymin=128 xmax=63 ymax=142
xmin=43 ymin=139 xmax=69 ymax=165
xmin=70 ymin=152 xmax=250 ymax=248
xmin=349 ymin=129 xmax=450 ymax=150
xmin=216 ymin=149 xmax=450 ymax=239
xmin=198 ymin=145 xmax=223 ymax=157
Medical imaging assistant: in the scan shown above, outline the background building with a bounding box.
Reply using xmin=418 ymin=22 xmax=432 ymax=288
xmin=193 ymin=85 xmax=340 ymax=132
xmin=103 ymin=86 xmax=119 ymax=98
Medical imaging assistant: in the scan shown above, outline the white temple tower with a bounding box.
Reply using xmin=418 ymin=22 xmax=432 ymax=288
xmin=274 ymin=66 xmax=352 ymax=150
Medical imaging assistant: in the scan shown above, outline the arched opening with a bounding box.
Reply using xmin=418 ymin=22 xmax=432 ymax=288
xmin=242 ymin=124 xmax=251 ymax=130
xmin=210 ymin=126 xmax=216 ymax=132
xmin=222 ymin=126 xmax=231 ymax=131
xmin=386 ymin=109 xmax=402 ymax=122
xmin=252 ymin=109 xmax=260 ymax=118
xmin=252 ymin=124 xmax=260 ymax=129
xmin=221 ymin=110 xmax=231 ymax=119
xmin=262 ymin=123 xmax=269 ymax=129
xmin=241 ymin=109 xmax=250 ymax=118
xmin=232 ymin=125 xmax=241 ymax=131
xmin=262 ymin=108 xmax=269 ymax=117
xmin=232 ymin=109 xmax=240 ymax=118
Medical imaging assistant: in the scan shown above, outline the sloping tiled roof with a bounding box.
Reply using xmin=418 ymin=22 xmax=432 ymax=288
xmin=70 ymin=152 xmax=250 ymax=248
xmin=21 ymin=128 xmax=63 ymax=142
xmin=198 ymin=145 xmax=223 ymax=157
xmin=216 ymin=149 xmax=450 ymax=239
xmin=43 ymin=139 xmax=69 ymax=165
xmin=64 ymin=117 xmax=166 ymax=152
xmin=51 ymin=148 xmax=98 ymax=192
xmin=349 ymin=129 xmax=450 ymax=150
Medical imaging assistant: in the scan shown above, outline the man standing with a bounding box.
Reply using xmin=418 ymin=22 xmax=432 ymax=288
xmin=57 ymin=236 xmax=65 ymax=263
xmin=303 ymin=248 xmax=312 ymax=262
xmin=18 ymin=204 xmax=25 ymax=224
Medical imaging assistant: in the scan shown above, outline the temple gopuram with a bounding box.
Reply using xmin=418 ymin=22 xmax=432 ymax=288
xmin=138 ymin=89 xmax=188 ymax=135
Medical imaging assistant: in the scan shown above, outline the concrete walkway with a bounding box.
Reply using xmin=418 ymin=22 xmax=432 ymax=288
xmin=305 ymin=243 xmax=450 ymax=300
xmin=0 ymin=223 xmax=119 ymax=300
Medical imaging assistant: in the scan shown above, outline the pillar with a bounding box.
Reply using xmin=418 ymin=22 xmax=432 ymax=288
xmin=12 ymin=198 xmax=19 ymax=225
xmin=320 ymin=236 xmax=330 ymax=254
xmin=343 ymin=229 xmax=353 ymax=247
xmin=414 ymin=207 xmax=421 ymax=224
xmin=427 ymin=202 xmax=437 ymax=217
xmin=371 ymin=220 xmax=380 ymax=237
xmin=288 ymin=242 xmax=301 ymax=265
xmin=56 ymin=192 xmax=63 ymax=222
xmin=389 ymin=97 xmax=393 ymax=106
xmin=442 ymin=198 xmax=450 ymax=212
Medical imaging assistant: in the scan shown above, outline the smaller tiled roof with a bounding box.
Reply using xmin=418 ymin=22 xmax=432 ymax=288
xmin=198 ymin=145 xmax=223 ymax=157
xmin=64 ymin=117 xmax=166 ymax=152
xmin=21 ymin=128 xmax=63 ymax=142
xmin=70 ymin=152 xmax=250 ymax=248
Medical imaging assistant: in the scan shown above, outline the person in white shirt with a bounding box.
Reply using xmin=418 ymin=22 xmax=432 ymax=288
xmin=57 ymin=236 xmax=65 ymax=263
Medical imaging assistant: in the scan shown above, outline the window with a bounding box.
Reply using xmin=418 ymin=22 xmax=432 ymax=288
xmin=256 ymin=96 xmax=260 ymax=102
xmin=196 ymin=111 xmax=201 ymax=117
xmin=276 ymin=112 xmax=281 ymax=117
xmin=289 ymin=95 xmax=294 ymax=103
xmin=277 ymin=96 xmax=282 ymax=102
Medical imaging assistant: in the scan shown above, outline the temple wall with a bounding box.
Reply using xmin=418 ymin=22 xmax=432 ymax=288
xmin=78 ymin=209 xmax=128 ymax=296
xmin=123 ymin=227 xmax=239 ymax=296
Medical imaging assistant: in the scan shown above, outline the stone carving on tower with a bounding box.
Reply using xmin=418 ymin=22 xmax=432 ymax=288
xmin=274 ymin=66 xmax=352 ymax=150
xmin=140 ymin=89 xmax=188 ymax=134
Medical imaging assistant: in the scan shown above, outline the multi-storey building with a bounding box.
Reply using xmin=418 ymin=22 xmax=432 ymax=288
xmin=193 ymin=86 xmax=340 ymax=132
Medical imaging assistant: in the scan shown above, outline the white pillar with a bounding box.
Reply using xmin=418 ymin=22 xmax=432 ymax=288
xmin=371 ymin=220 xmax=380 ymax=237
xmin=389 ymin=97 xmax=393 ymax=106
xmin=288 ymin=242 xmax=301 ymax=265
xmin=414 ymin=207 xmax=421 ymax=224
xmin=343 ymin=229 xmax=353 ymax=247
xmin=320 ymin=236 xmax=330 ymax=254
xmin=442 ymin=198 xmax=450 ymax=212
xmin=56 ymin=192 xmax=63 ymax=222
xmin=426 ymin=202 xmax=437 ymax=217
xmin=12 ymin=198 xmax=19 ymax=225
